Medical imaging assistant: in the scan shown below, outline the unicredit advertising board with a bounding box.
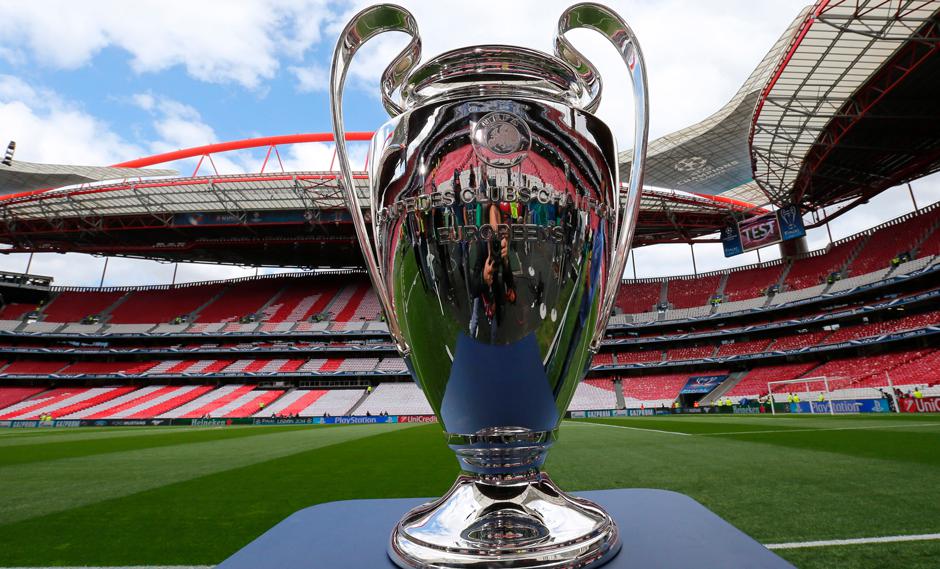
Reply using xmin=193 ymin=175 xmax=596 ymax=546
xmin=900 ymin=397 xmax=940 ymax=413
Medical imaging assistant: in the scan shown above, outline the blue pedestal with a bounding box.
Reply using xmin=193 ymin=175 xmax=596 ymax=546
xmin=217 ymin=489 xmax=794 ymax=568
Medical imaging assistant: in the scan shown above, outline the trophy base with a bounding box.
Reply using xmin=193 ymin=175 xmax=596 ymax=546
xmin=389 ymin=472 xmax=620 ymax=569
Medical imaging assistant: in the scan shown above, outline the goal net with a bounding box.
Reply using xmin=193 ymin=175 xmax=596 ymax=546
xmin=766 ymin=376 xmax=852 ymax=415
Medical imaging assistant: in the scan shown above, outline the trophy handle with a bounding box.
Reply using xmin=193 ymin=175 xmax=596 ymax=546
xmin=330 ymin=4 xmax=421 ymax=352
xmin=555 ymin=3 xmax=650 ymax=353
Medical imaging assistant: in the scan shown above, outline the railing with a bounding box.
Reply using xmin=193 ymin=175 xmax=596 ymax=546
xmin=50 ymin=268 xmax=367 ymax=293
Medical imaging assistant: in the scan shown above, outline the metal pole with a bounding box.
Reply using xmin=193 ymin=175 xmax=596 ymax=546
xmin=907 ymin=183 xmax=919 ymax=212
xmin=769 ymin=382 xmax=776 ymax=415
xmin=826 ymin=220 xmax=834 ymax=245
xmin=631 ymin=251 xmax=637 ymax=280
xmin=886 ymin=371 xmax=900 ymax=414
xmin=171 ymin=263 xmax=179 ymax=285
xmin=690 ymin=243 xmax=697 ymax=275
xmin=99 ymin=257 xmax=109 ymax=288
xmin=807 ymin=381 xmax=814 ymax=414
xmin=756 ymin=248 xmax=762 ymax=264
xmin=825 ymin=377 xmax=834 ymax=415
xmin=24 ymin=252 xmax=34 ymax=274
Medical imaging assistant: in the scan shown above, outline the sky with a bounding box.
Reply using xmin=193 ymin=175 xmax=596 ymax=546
xmin=0 ymin=0 xmax=937 ymax=286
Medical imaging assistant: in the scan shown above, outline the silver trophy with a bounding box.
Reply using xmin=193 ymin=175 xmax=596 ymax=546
xmin=330 ymin=4 xmax=648 ymax=567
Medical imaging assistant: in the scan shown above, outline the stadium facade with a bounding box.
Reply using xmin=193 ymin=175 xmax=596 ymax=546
xmin=0 ymin=1 xmax=938 ymax=422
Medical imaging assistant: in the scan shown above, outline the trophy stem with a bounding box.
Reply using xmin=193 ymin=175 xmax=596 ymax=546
xmin=389 ymin=472 xmax=621 ymax=569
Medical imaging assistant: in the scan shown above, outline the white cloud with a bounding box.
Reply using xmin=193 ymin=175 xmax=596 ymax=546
xmin=290 ymin=64 xmax=330 ymax=92
xmin=0 ymin=0 xmax=333 ymax=89
xmin=326 ymin=0 xmax=808 ymax=141
xmin=0 ymin=75 xmax=143 ymax=165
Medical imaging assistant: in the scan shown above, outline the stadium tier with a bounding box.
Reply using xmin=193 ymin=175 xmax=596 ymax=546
xmin=0 ymin=204 xmax=936 ymax=416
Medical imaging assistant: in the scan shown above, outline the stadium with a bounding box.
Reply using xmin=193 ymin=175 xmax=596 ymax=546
xmin=0 ymin=2 xmax=938 ymax=568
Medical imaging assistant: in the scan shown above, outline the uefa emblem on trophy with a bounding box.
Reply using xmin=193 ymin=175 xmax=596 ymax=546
xmin=330 ymin=3 xmax=648 ymax=567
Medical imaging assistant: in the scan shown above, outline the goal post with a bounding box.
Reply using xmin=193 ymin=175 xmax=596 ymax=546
xmin=767 ymin=376 xmax=846 ymax=415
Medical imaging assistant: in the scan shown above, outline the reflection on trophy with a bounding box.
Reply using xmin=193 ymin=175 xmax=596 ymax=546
xmin=331 ymin=3 xmax=648 ymax=567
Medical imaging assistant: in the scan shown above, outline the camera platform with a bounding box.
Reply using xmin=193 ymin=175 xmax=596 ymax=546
xmin=217 ymin=488 xmax=794 ymax=568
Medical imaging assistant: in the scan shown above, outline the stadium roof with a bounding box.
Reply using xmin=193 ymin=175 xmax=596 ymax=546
xmin=617 ymin=6 xmax=814 ymax=207
xmin=751 ymin=0 xmax=940 ymax=211
xmin=0 ymin=160 xmax=177 ymax=197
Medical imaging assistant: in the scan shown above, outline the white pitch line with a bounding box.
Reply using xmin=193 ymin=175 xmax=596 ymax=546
xmin=765 ymin=532 xmax=940 ymax=550
xmin=700 ymin=422 xmax=940 ymax=436
xmin=564 ymin=420 xmax=692 ymax=436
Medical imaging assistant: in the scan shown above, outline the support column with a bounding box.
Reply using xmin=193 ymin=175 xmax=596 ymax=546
xmin=908 ymin=183 xmax=919 ymax=212
xmin=24 ymin=252 xmax=34 ymax=274
xmin=690 ymin=243 xmax=697 ymax=275
xmin=99 ymin=257 xmax=109 ymax=288
xmin=779 ymin=236 xmax=809 ymax=260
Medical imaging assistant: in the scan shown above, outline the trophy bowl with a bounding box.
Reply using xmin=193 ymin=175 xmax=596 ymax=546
xmin=330 ymin=4 xmax=648 ymax=567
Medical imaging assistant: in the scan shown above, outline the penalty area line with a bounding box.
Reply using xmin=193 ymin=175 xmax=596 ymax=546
xmin=563 ymin=420 xmax=692 ymax=436
xmin=765 ymin=532 xmax=940 ymax=550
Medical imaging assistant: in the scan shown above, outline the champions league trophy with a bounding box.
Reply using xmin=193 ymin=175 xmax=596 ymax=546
xmin=330 ymin=4 xmax=648 ymax=567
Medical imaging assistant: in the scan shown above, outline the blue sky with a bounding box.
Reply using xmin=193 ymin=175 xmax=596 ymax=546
xmin=0 ymin=0 xmax=937 ymax=286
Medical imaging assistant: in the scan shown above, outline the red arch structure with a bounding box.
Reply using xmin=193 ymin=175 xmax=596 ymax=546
xmin=112 ymin=132 xmax=375 ymax=169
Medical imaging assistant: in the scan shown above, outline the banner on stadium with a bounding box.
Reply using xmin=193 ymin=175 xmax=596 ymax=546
xmin=777 ymin=204 xmax=806 ymax=241
xmin=789 ymin=399 xmax=890 ymax=414
xmin=721 ymin=222 xmax=743 ymax=257
xmin=568 ymin=409 xmax=654 ymax=418
xmin=171 ymin=209 xmax=351 ymax=227
xmin=82 ymin=419 xmax=168 ymax=427
xmin=0 ymin=419 xmax=82 ymax=428
xmin=739 ymin=212 xmax=781 ymax=252
xmin=724 ymin=205 xmax=806 ymax=257
xmin=899 ymin=397 xmax=940 ymax=413
xmin=397 ymin=415 xmax=438 ymax=423
xmin=680 ymin=375 xmax=727 ymax=395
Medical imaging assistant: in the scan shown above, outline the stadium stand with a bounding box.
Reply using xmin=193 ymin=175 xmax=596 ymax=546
xmin=41 ymin=291 xmax=124 ymax=322
xmin=297 ymin=389 xmax=364 ymax=416
xmin=722 ymin=263 xmax=783 ymax=302
xmin=2 ymin=360 xmax=69 ymax=375
xmin=109 ymin=285 xmax=223 ymax=324
xmin=619 ymin=373 xmax=691 ymax=403
xmin=216 ymin=389 xmax=285 ymax=418
xmin=195 ymin=280 xmax=283 ymax=323
xmin=726 ymin=363 xmax=819 ymax=397
xmin=356 ymin=382 xmax=433 ymax=416
xmin=123 ymin=385 xmax=214 ymax=418
xmin=784 ymin=242 xmax=858 ymax=291
xmin=667 ymin=275 xmax=721 ymax=309
xmin=715 ymin=338 xmax=773 ymax=357
xmin=0 ymin=303 xmax=37 ymax=320
xmin=0 ymin=387 xmax=45 ymax=409
xmin=769 ymin=330 xmax=833 ymax=351
xmin=569 ymin=380 xmax=618 ymax=411
xmin=615 ymin=282 xmax=661 ymax=314
xmin=254 ymin=389 xmax=326 ymax=417
xmin=665 ymin=345 xmax=715 ymax=361
xmin=847 ymin=207 xmax=940 ymax=276
xmin=0 ymin=387 xmax=129 ymax=420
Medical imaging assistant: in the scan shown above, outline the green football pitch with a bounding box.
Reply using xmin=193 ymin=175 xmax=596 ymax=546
xmin=1 ymin=414 xmax=939 ymax=568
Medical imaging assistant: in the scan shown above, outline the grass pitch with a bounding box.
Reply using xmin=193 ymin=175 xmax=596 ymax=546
xmin=1 ymin=414 xmax=939 ymax=568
